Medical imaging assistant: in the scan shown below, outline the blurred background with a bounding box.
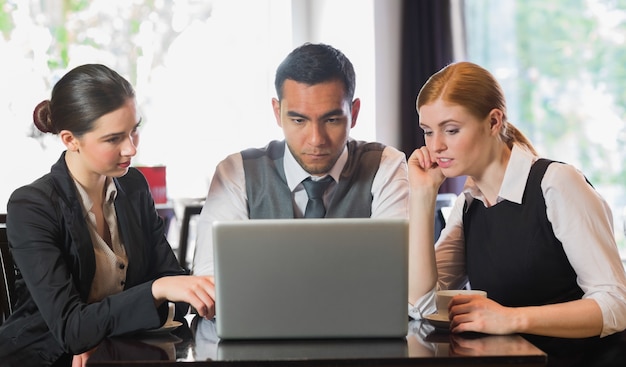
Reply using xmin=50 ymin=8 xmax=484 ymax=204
xmin=0 ymin=0 xmax=624 ymax=258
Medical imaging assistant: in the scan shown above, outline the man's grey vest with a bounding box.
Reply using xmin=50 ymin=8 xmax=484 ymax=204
xmin=241 ymin=140 xmax=384 ymax=219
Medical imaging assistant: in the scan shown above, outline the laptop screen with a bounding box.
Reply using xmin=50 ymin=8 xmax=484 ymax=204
xmin=212 ymin=218 xmax=409 ymax=340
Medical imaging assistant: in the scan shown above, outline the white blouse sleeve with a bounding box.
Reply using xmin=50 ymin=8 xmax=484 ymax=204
xmin=543 ymin=163 xmax=626 ymax=337
xmin=434 ymin=194 xmax=470 ymax=291
xmin=408 ymin=194 xmax=468 ymax=320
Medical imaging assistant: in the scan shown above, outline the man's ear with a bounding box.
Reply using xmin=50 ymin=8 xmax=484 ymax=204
xmin=272 ymin=98 xmax=282 ymax=128
xmin=59 ymin=130 xmax=79 ymax=152
xmin=350 ymin=98 xmax=361 ymax=129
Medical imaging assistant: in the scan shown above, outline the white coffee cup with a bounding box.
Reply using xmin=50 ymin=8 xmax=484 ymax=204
xmin=435 ymin=289 xmax=487 ymax=318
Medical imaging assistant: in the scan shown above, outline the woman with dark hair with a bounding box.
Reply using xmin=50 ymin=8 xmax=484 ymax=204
xmin=0 ymin=64 xmax=216 ymax=366
xmin=407 ymin=61 xmax=626 ymax=338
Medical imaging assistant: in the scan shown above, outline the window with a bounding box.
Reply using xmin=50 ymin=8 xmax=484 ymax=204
xmin=0 ymin=0 xmax=293 ymax=210
xmin=0 ymin=0 xmax=382 ymax=213
xmin=465 ymin=0 xmax=626 ymax=256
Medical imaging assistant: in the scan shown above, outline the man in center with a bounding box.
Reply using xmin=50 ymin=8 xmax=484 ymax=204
xmin=192 ymin=42 xmax=408 ymax=277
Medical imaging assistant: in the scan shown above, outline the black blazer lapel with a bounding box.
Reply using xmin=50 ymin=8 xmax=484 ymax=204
xmin=50 ymin=152 xmax=96 ymax=300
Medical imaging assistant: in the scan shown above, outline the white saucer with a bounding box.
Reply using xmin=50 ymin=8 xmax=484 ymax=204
xmin=423 ymin=313 xmax=450 ymax=329
xmin=143 ymin=320 xmax=183 ymax=334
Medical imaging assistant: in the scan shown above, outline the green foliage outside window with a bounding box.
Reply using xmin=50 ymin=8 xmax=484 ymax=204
xmin=466 ymin=0 xmax=626 ymax=253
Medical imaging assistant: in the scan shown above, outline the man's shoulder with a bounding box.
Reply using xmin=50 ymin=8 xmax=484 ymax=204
xmin=349 ymin=139 xmax=385 ymax=150
xmin=348 ymin=139 xmax=405 ymax=159
xmin=241 ymin=140 xmax=284 ymax=160
xmin=214 ymin=140 xmax=282 ymax=170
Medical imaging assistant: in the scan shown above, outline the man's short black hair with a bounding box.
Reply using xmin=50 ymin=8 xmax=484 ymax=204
xmin=274 ymin=43 xmax=356 ymax=102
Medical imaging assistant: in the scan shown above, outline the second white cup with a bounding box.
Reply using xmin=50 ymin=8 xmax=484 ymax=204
xmin=435 ymin=289 xmax=487 ymax=318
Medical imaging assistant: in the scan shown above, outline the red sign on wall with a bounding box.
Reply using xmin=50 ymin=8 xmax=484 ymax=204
xmin=135 ymin=166 xmax=167 ymax=204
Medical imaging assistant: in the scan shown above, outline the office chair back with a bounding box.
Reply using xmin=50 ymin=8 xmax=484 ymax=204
xmin=1 ymin=215 xmax=15 ymax=324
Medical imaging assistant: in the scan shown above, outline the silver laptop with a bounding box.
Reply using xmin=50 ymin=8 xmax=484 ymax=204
xmin=212 ymin=218 xmax=408 ymax=340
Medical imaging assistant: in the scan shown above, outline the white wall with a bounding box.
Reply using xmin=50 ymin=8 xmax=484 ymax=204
xmin=373 ymin=0 xmax=402 ymax=149
xmin=0 ymin=0 xmax=405 ymax=211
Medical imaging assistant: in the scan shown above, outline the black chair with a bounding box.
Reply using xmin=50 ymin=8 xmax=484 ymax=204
xmin=1 ymin=215 xmax=15 ymax=325
xmin=156 ymin=204 xmax=176 ymax=237
xmin=177 ymin=202 xmax=203 ymax=272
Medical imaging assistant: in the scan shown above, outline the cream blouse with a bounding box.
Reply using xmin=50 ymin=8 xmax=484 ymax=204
xmin=74 ymin=178 xmax=128 ymax=303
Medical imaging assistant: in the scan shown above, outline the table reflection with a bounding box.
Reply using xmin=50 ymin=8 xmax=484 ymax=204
xmin=88 ymin=317 xmax=549 ymax=366
xmin=195 ymin=319 xmax=409 ymax=361
xmin=92 ymin=333 xmax=181 ymax=362
xmin=406 ymin=320 xmax=548 ymax=359
xmin=86 ymin=315 xmax=626 ymax=367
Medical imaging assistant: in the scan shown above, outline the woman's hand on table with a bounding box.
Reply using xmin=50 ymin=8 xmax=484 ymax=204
xmin=448 ymin=295 xmax=518 ymax=335
xmin=152 ymin=275 xmax=216 ymax=319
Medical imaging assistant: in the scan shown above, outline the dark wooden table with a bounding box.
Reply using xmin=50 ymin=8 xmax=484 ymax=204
xmin=86 ymin=317 xmax=556 ymax=366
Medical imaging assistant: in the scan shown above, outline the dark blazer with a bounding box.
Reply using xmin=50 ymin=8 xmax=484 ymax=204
xmin=0 ymin=152 xmax=186 ymax=366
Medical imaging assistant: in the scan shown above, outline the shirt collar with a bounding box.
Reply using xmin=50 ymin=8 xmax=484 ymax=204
xmin=105 ymin=178 xmax=118 ymax=204
xmin=283 ymin=141 xmax=348 ymax=191
xmin=74 ymin=177 xmax=118 ymax=216
xmin=462 ymin=144 xmax=537 ymax=208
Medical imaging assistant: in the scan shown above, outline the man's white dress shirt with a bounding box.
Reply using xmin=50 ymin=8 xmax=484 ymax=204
xmin=193 ymin=140 xmax=409 ymax=276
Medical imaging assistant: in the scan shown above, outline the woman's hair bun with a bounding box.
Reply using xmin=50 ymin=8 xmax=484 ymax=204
xmin=33 ymin=100 xmax=53 ymax=133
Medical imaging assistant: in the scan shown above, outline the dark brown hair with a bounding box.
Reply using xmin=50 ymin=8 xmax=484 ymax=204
xmin=33 ymin=64 xmax=135 ymax=137
xmin=274 ymin=43 xmax=356 ymax=102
